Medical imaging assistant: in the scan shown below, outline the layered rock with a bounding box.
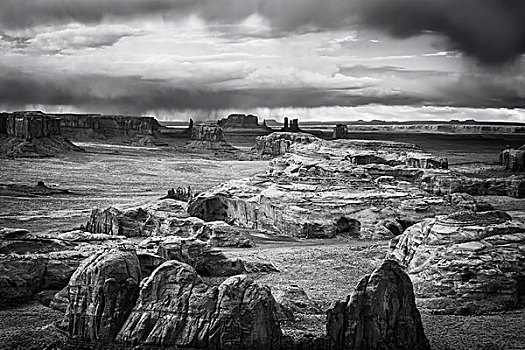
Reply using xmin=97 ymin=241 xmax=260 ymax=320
xmin=388 ymin=210 xmax=525 ymax=315
xmin=500 ymin=145 xmax=525 ymax=171
xmin=117 ymin=261 xmax=282 ymax=349
xmin=189 ymin=139 xmax=457 ymax=239
xmin=419 ymin=172 xmax=525 ymax=198
xmin=187 ymin=122 xmax=238 ymax=151
xmin=87 ymin=199 xmax=252 ymax=246
xmin=327 ymin=260 xmax=430 ymax=350
xmin=86 ymin=199 xmax=200 ymax=238
xmin=58 ymin=113 xmax=160 ymax=139
xmin=255 ymin=132 xmax=319 ymax=156
xmin=218 ymin=114 xmax=269 ymax=129
xmin=0 ymin=228 xmax=127 ymax=303
xmin=0 ymin=111 xmax=83 ymax=157
xmin=138 ymin=236 xmax=272 ymax=276
xmin=191 ymin=123 xmax=225 ymax=142
xmin=3 ymin=111 xmax=61 ymax=139
xmin=65 ymin=247 xmax=141 ymax=343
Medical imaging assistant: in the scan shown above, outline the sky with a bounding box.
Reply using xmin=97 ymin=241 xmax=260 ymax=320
xmin=0 ymin=0 xmax=524 ymax=122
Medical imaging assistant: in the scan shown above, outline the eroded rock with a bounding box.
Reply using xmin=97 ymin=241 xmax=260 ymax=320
xmin=327 ymin=260 xmax=430 ymax=350
xmin=388 ymin=210 xmax=525 ymax=315
xmin=117 ymin=261 xmax=282 ymax=349
xmin=65 ymin=247 xmax=141 ymax=343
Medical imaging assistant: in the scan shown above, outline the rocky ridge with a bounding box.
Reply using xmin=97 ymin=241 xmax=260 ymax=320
xmin=388 ymin=210 xmax=525 ymax=315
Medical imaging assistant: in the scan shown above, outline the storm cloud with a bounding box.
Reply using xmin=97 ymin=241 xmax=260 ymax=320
xmin=1 ymin=1 xmax=524 ymax=64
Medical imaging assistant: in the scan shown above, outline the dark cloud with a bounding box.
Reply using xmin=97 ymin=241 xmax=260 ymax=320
xmin=2 ymin=1 xmax=524 ymax=64
xmin=356 ymin=0 xmax=525 ymax=65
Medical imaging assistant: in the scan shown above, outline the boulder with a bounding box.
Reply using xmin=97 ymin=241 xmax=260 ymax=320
xmin=327 ymin=260 xmax=430 ymax=350
xmin=117 ymin=261 xmax=282 ymax=349
xmin=388 ymin=210 xmax=525 ymax=315
xmin=65 ymin=247 xmax=141 ymax=343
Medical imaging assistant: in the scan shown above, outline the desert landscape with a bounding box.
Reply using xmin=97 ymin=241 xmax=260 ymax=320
xmin=2 ymin=1 xmax=525 ymax=349
xmin=0 ymin=111 xmax=524 ymax=350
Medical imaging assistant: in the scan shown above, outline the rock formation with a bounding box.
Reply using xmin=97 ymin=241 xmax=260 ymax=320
xmin=281 ymin=117 xmax=301 ymax=132
xmin=255 ymin=132 xmax=319 ymax=156
xmin=137 ymin=236 xmax=272 ymax=276
xmin=155 ymin=237 xmax=246 ymax=277
xmin=327 ymin=260 xmax=430 ymax=350
xmin=86 ymin=199 xmax=252 ymax=246
xmin=187 ymin=122 xmax=238 ymax=151
xmin=191 ymin=122 xmax=225 ymax=142
xmin=160 ymin=186 xmax=193 ymax=202
xmin=65 ymin=247 xmax=141 ymax=343
xmin=57 ymin=113 xmax=160 ymax=139
xmin=419 ymin=172 xmax=525 ymax=198
xmin=190 ymin=139 xmax=457 ymax=239
xmin=0 ymin=228 xmax=128 ymax=303
xmin=500 ymin=145 xmax=525 ymax=171
xmin=388 ymin=210 xmax=525 ymax=315
xmin=117 ymin=261 xmax=282 ymax=349
xmin=333 ymin=124 xmax=348 ymax=139
xmin=218 ymin=114 xmax=266 ymax=129
xmin=0 ymin=111 xmax=83 ymax=157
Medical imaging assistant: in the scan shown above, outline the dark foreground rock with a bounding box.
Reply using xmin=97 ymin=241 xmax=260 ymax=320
xmin=117 ymin=260 xmax=282 ymax=349
xmin=0 ymin=229 xmax=126 ymax=303
xmin=65 ymin=247 xmax=141 ymax=343
xmin=388 ymin=210 xmax=525 ymax=315
xmin=327 ymin=260 xmax=430 ymax=350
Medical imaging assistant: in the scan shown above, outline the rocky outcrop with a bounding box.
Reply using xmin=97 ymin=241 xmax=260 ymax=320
xmin=86 ymin=199 xmax=199 ymax=238
xmin=0 ymin=111 xmax=83 ymax=157
xmin=500 ymin=145 xmax=525 ymax=171
xmin=187 ymin=122 xmax=238 ymax=151
xmin=57 ymin=113 xmax=160 ymax=139
xmin=388 ymin=210 xmax=525 ymax=315
xmin=255 ymin=132 xmax=320 ymax=156
xmin=156 ymin=237 xmax=246 ymax=277
xmin=333 ymin=124 xmax=348 ymax=139
xmin=419 ymin=172 xmax=525 ymax=198
xmin=191 ymin=123 xmax=225 ymax=142
xmin=327 ymin=260 xmax=430 ymax=350
xmin=87 ymin=199 xmax=252 ymax=246
xmin=0 ymin=228 xmax=128 ymax=303
xmin=117 ymin=261 xmax=282 ymax=349
xmin=281 ymin=117 xmax=301 ymax=132
xmin=218 ymin=114 xmax=271 ymax=130
xmin=138 ymin=236 xmax=270 ymax=276
xmin=3 ymin=111 xmax=61 ymax=139
xmin=189 ymin=139 xmax=457 ymax=239
xmin=65 ymin=247 xmax=141 ymax=343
